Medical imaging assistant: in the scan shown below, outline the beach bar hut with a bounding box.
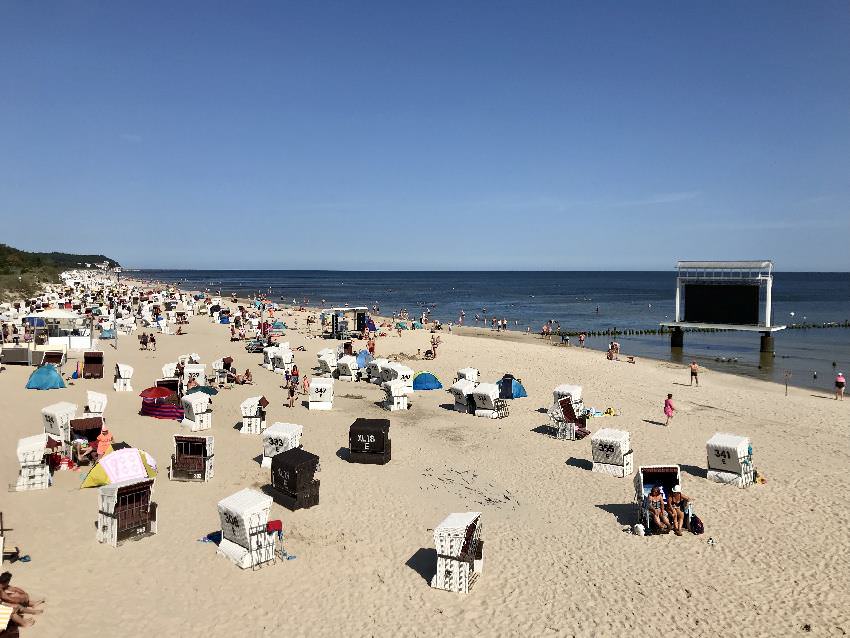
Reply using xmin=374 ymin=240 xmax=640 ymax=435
xmin=448 ymin=379 xmax=477 ymax=413
xmin=113 ymin=363 xmax=134 ymax=392
xmin=12 ymin=433 xmax=55 ymax=491
xmin=216 ymin=489 xmax=276 ymax=569
xmin=41 ymin=401 xmax=78 ymax=451
xmin=261 ymin=423 xmax=303 ymax=468
xmin=240 ymin=396 xmax=269 ymax=434
xmin=169 ymin=434 xmax=214 ymax=482
xmin=308 ymin=377 xmax=334 ymax=410
xmin=270 ymin=448 xmax=320 ymax=511
xmin=181 ymin=393 xmax=212 ymax=432
xmin=382 ymin=381 xmax=409 ymax=411
xmin=591 ymin=428 xmax=634 ymax=478
xmin=431 ymin=512 xmax=484 ymax=594
xmin=471 ymin=383 xmax=508 ymax=419
xmin=706 ymin=433 xmax=754 ymax=488
xmin=96 ymin=478 xmax=157 ymax=547
xmin=348 ymin=418 xmax=391 ymax=465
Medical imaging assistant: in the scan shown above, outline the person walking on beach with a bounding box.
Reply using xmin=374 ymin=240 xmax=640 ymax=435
xmin=664 ymin=393 xmax=676 ymax=426
xmin=578 ymin=332 xmax=585 ymax=347
xmin=149 ymin=333 xmax=156 ymax=351
xmin=689 ymin=361 xmax=699 ymax=386
xmin=287 ymin=383 xmax=297 ymax=408
xmin=836 ymin=372 xmax=846 ymax=400
xmin=302 ymin=375 xmax=310 ymax=396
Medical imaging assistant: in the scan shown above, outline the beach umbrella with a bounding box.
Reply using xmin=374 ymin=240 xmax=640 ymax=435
xmin=80 ymin=447 xmax=157 ymax=489
xmin=186 ymin=385 xmax=218 ymax=396
xmin=412 ymin=371 xmax=443 ymax=390
xmin=25 ymin=365 xmax=65 ymax=390
xmin=139 ymin=386 xmax=173 ymax=399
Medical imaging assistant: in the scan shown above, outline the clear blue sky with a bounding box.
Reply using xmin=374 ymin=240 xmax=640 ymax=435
xmin=1 ymin=1 xmax=848 ymax=270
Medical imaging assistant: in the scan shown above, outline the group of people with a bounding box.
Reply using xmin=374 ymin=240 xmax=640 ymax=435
xmin=137 ymin=332 xmax=157 ymax=351
xmin=283 ymin=364 xmax=309 ymax=408
xmin=646 ymin=485 xmax=692 ymax=535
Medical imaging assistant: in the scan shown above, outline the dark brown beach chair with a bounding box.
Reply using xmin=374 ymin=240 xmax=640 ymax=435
xmin=83 ymin=351 xmax=104 ymax=379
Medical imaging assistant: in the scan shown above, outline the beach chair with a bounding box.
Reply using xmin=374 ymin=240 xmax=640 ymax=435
xmin=83 ymin=351 xmax=104 ymax=379
xmin=634 ymin=465 xmax=693 ymax=534
xmin=170 ymin=434 xmax=214 ymax=482
xmin=431 ymin=512 xmax=484 ymax=593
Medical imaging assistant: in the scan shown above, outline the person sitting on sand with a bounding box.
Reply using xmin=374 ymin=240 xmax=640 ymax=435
xmin=0 ymin=572 xmax=45 ymax=624
xmin=176 ymin=325 xmax=183 ymax=336
xmin=664 ymin=393 xmax=675 ymax=425
xmin=666 ymin=485 xmax=691 ymax=535
xmin=185 ymin=377 xmax=199 ymax=391
xmin=646 ymin=486 xmax=670 ymax=533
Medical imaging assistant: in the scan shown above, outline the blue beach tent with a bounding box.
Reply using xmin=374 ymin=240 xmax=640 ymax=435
xmin=356 ymin=350 xmax=373 ymax=369
xmin=497 ymin=376 xmax=527 ymax=399
xmin=26 ymin=365 xmax=66 ymax=390
xmin=412 ymin=371 xmax=443 ymax=390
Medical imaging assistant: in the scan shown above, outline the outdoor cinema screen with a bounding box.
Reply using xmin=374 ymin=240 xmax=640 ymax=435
xmin=683 ymin=284 xmax=759 ymax=325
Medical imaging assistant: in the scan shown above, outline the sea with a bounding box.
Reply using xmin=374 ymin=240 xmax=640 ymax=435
xmin=134 ymin=270 xmax=850 ymax=392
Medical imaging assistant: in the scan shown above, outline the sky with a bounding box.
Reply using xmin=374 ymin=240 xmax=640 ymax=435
xmin=1 ymin=1 xmax=848 ymax=270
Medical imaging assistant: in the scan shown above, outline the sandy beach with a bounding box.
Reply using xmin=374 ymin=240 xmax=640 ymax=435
xmin=2 ymin=294 xmax=849 ymax=638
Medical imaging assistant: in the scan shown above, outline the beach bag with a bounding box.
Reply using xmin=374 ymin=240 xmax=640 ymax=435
xmin=690 ymin=515 xmax=704 ymax=535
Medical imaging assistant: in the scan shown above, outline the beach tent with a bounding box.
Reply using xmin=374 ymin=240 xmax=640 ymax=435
xmin=356 ymin=349 xmax=373 ymax=369
xmin=497 ymin=377 xmax=527 ymax=399
xmin=220 ymin=316 xmax=230 ymax=324
xmin=26 ymin=365 xmax=66 ymax=390
xmin=395 ymin=322 xmax=408 ymax=330
xmin=80 ymin=447 xmax=157 ymax=488
xmin=100 ymin=328 xmax=116 ymax=339
xmin=140 ymin=397 xmax=184 ymax=420
xmin=413 ymin=371 xmax=443 ymax=390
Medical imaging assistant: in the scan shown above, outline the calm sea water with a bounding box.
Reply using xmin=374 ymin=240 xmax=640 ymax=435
xmin=135 ymin=270 xmax=850 ymax=392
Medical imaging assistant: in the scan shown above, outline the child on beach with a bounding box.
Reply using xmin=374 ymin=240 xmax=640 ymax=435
xmin=664 ymin=393 xmax=676 ymax=426
xmin=302 ymin=375 xmax=310 ymax=395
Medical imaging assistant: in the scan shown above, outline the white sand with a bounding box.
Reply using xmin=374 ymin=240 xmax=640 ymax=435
xmin=1 ymin=303 xmax=848 ymax=637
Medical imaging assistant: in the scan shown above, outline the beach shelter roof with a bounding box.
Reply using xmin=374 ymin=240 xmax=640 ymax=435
xmin=26 ymin=365 xmax=65 ymax=390
xmin=80 ymin=447 xmax=157 ymax=488
xmin=26 ymin=308 xmax=81 ymax=320
xmin=413 ymin=371 xmax=443 ymax=390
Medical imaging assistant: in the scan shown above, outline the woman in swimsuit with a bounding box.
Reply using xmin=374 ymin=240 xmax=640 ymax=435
xmin=666 ymin=485 xmax=691 ymax=536
xmin=646 ymin=486 xmax=670 ymax=533
xmin=835 ymin=372 xmax=845 ymax=401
